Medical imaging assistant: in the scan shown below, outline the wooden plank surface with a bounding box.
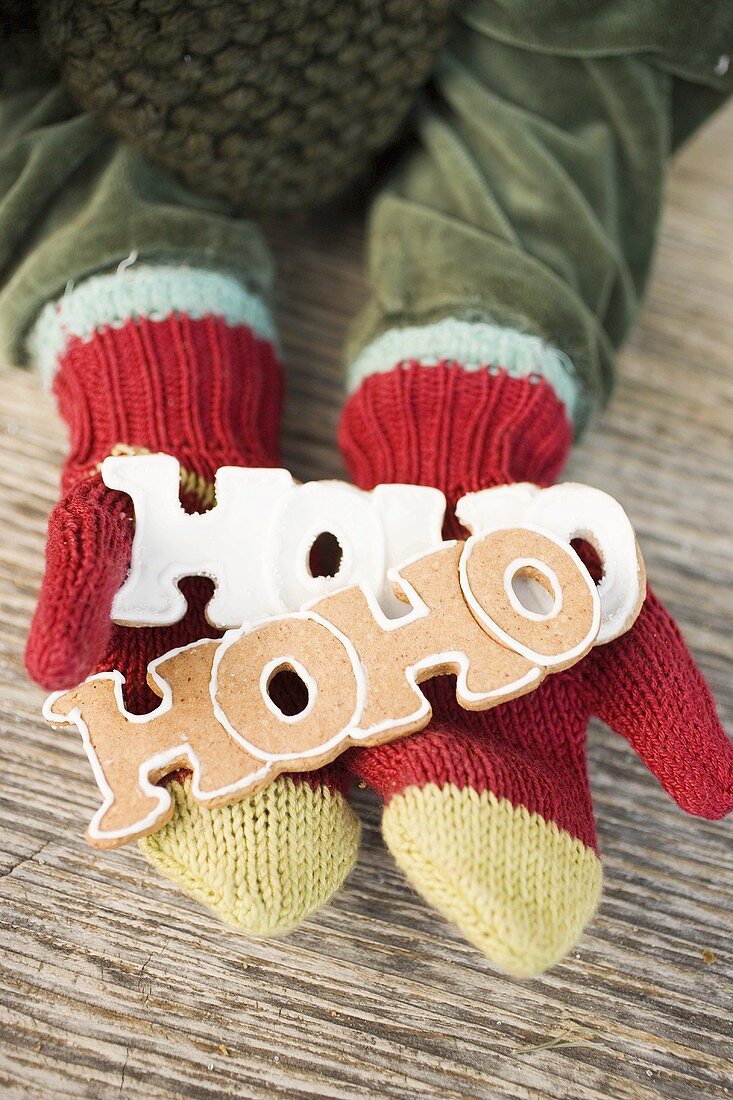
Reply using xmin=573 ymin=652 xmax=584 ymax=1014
xmin=1 ymin=103 xmax=732 ymax=1100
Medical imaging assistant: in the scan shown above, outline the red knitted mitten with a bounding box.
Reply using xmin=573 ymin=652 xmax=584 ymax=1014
xmin=339 ymin=362 xmax=733 ymax=975
xmin=27 ymin=278 xmax=359 ymax=933
xmin=27 ymin=310 xmax=282 ymax=696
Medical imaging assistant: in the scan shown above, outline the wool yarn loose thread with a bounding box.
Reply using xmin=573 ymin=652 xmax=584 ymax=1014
xmin=44 ymin=522 xmax=646 ymax=849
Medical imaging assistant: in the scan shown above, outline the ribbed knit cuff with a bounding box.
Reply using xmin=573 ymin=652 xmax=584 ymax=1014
xmin=339 ymin=361 xmax=572 ymax=514
xmin=30 ymin=265 xmax=277 ymax=388
xmin=31 ymin=268 xmax=283 ymax=492
xmin=346 ymin=318 xmax=583 ymax=430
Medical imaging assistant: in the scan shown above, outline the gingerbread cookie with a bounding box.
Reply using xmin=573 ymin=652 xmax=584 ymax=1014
xmin=456 ymin=482 xmax=646 ymax=642
xmin=45 ymin=524 xmax=620 ymax=849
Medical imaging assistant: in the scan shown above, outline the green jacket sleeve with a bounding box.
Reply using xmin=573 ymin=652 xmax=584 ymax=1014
xmin=349 ymin=0 xmax=732 ymax=431
xmin=0 ymin=34 xmax=272 ymax=369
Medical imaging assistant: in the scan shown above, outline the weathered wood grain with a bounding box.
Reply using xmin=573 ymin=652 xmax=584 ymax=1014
xmin=0 ymin=102 xmax=732 ymax=1100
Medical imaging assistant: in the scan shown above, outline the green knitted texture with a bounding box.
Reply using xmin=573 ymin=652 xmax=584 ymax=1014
xmin=42 ymin=0 xmax=451 ymax=212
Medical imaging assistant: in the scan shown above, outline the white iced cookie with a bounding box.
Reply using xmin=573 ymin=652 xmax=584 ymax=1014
xmin=102 ymin=453 xmax=446 ymax=628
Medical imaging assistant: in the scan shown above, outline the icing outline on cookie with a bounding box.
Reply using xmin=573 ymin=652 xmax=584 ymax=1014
xmin=44 ymin=523 xmax=622 ymax=848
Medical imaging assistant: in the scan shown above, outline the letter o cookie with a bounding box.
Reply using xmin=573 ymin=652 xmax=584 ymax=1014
xmin=211 ymin=613 xmax=363 ymax=761
xmin=460 ymin=525 xmax=601 ymax=668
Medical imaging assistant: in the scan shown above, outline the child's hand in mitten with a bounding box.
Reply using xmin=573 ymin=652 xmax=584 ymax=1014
xmin=26 ymin=275 xmax=359 ymax=934
xmin=26 ymin=303 xmax=281 ymax=691
xmin=340 ymin=362 xmax=733 ymax=975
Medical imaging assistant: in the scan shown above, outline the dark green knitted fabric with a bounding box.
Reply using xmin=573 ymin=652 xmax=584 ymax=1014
xmin=41 ymin=0 xmax=451 ymax=213
xmin=0 ymin=3 xmax=37 ymax=39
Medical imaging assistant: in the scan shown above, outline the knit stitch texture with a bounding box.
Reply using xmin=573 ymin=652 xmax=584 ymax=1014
xmin=42 ymin=0 xmax=451 ymax=211
xmin=141 ymin=776 xmax=360 ymax=935
xmin=27 ymin=307 xmax=285 ymax=692
xmin=346 ymin=318 xmax=582 ymax=428
xmin=30 ymin=265 xmax=277 ymax=388
xmin=27 ymin=278 xmax=361 ymax=935
xmin=383 ymin=784 xmax=602 ymax=976
xmin=339 ymin=358 xmax=733 ymax=973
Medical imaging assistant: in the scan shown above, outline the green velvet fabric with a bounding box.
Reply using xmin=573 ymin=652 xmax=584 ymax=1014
xmin=349 ymin=0 xmax=732 ymax=431
xmin=0 ymin=36 xmax=273 ymax=369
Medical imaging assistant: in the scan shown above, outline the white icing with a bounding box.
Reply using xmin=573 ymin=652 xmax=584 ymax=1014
xmin=210 ymin=611 xmax=367 ymax=763
xmin=333 ymin=542 xmax=545 ymax=739
xmin=45 ymin=537 xmax=558 ymax=842
xmin=46 ymin=468 xmax=647 ymax=845
xmin=102 ymin=454 xmax=446 ymax=628
xmin=42 ymin=638 xmax=271 ymax=844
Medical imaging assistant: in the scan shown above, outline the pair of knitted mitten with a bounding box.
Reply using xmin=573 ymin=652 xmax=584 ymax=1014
xmin=28 ymin=275 xmax=733 ymax=974
xmin=26 ymin=267 xmax=360 ymax=934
